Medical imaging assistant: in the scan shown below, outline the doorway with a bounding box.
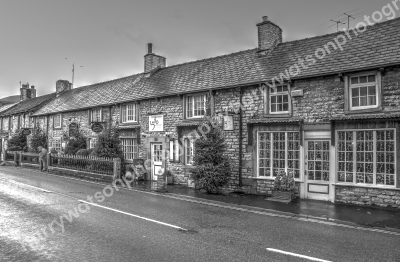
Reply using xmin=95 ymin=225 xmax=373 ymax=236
xmin=151 ymin=142 xmax=163 ymax=181
xmin=305 ymin=140 xmax=331 ymax=201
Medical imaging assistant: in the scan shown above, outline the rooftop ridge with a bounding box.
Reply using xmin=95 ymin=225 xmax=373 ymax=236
xmin=279 ymin=16 xmax=400 ymax=46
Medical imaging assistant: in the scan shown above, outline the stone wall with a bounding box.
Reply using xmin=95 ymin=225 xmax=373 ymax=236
xmin=335 ymin=186 xmax=400 ymax=209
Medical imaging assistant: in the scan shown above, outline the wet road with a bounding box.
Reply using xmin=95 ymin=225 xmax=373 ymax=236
xmin=1 ymin=166 xmax=399 ymax=262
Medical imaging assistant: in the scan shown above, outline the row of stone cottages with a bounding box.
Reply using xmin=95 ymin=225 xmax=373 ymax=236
xmin=1 ymin=16 xmax=400 ymax=208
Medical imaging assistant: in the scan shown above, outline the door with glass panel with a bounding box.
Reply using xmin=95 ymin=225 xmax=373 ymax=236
xmin=305 ymin=140 xmax=331 ymax=201
xmin=151 ymin=143 xmax=163 ymax=181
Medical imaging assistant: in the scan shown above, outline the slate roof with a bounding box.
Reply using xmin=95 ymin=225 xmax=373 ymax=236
xmin=332 ymin=113 xmax=400 ymax=121
xmin=0 ymin=93 xmax=56 ymax=116
xmin=0 ymin=103 xmax=17 ymax=114
xmin=33 ymin=17 xmax=400 ymax=116
xmin=0 ymin=95 xmax=20 ymax=105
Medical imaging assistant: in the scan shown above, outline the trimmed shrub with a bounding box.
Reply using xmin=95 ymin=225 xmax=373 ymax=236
xmin=76 ymin=148 xmax=94 ymax=156
xmin=7 ymin=130 xmax=27 ymax=152
xmin=190 ymin=118 xmax=231 ymax=193
xmin=29 ymin=126 xmax=48 ymax=152
xmin=64 ymin=130 xmax=88 ymax=155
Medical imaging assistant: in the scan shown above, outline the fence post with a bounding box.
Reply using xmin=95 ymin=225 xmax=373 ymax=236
xmin=47 ymin=153 xmax=51 ymax=168
xmin=113 ymin=158 xmax=121 ymax=182
xmin=19 ymin=152 xmax=22 ymax=166
xmin=14 ymin=152 xmax=18 ymax=167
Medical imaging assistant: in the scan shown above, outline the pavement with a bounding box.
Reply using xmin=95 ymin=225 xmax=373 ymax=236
xmin=1 ymin=165 xmax=400 ymax=262
xmin=126 ymin=180 xmax=400 ymax=231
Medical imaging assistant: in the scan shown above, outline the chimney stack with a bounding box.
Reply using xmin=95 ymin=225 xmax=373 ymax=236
xmin=257 ymin=16 xmax=282 ymax=51
xmin=144 ymin=43 xmax=166 ymax=73
xmin=56 ymin=80 xmax=72 ymax=96
xmin=20 ymin=83 xmax=35 ymax=101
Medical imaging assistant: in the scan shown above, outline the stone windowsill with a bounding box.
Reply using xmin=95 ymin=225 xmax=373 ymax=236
xmin=333 ymin=183 xmax=400 ymax=191
xmin=250 ymin=177 xmax=304 ymax=183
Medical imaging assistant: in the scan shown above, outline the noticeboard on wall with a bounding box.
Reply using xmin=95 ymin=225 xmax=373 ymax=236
xmin=149 ymin=114 xmax=164 ymax=132
xmin=223 ymin=115 xmax=234 ymax=131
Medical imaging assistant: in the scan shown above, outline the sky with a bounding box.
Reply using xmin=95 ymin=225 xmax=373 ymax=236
xmin=0 ymin=0 xmax=397 ymax=98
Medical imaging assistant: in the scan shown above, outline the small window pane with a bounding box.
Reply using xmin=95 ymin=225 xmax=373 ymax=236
xmin=360 ymin=97 xmax=367 ymax=106
xmin=271 ymin=105 xmax=276 ymax=112
xmin=351 ymin=77 xmax=358 ymax=84
xmin=368 ymin=86 xmax=376 ymax=96
xmin=283 ymin=95 xmax=288 ymax=103
xmin=368 ymin=75 xmax=376 ymax=82
xmin=271 ymin=96 xmax=276 ymax=103
xmin=282 ymin=86 xmax=288 ymax=92
xmin=352 ymin=97 xmax=359 ymax=107
xmin=352 ymin=88 xmax=359 ymax=97
xmin=368 ymin=96 xmax=376 ymax=106
xmin=360 ymin=86 xmax=367 ymax=96
xmin=359 ymin=76 xmax=367 ymax=83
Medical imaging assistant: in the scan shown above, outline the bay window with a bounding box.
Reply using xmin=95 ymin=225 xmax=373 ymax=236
xmin=258 ymin=132 xmax=300 ymax=179
xmin=337 ymin=129 xmax=396 ymax=186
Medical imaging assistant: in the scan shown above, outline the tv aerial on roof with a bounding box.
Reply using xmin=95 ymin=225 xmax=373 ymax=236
xmin=320 ymin=8 xmax=363 ymax=31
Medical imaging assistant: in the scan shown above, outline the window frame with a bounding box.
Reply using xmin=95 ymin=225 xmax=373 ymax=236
xmin=345 ymin=71 xmax=382 ymax=113
xmin=336 ymin=128 xmax=397 ymax=188
xmin=256 ymin=131 xmax=301 ymax=180
xmin=89 ymin=138 xmax=97 ymax=149
xmin=53 ymin=114 xmax=62 ymax=129
xmin=91 ymin=108 xmax=102 ymax=123
xmin=52 ymin=137 xmax=62 ymax=153
xmin=121 ymin=138 xmax=139 ymax=161
xmin=263 ymin=84 xmax=292 ymax=116
xmin=184 ymin=137 xmax=194 ymax=165
xmin=185 ymin=93 xmax=207 ymax=119
xmin=121 ymin=103 xmax=138 ymax=124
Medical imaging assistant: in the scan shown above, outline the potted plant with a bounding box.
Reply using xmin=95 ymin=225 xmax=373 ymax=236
xmin=270 ymin=170 xmax=296 ymax=202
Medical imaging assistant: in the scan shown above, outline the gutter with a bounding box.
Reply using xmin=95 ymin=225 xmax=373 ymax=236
xmin=238 ymin=87 xmax=243 ymax=187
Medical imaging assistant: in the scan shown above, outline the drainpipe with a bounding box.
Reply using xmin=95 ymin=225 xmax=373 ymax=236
xmin=238 ymin=87 xmax=243 ymax=187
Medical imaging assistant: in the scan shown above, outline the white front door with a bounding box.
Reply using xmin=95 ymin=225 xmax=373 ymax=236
xmin=305 ymin=140 xmax=331 ymax=201
xmin=151 ymin=143 xmax=163 ymax=181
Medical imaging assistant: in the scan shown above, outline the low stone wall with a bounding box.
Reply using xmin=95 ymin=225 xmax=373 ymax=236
xmin=335 ymin=186 xmax=400 ymax=209
xmin=256 ymin=179 xmax=301 ymax=197
xmin=48 ymin=166 xmax=113 ymax=183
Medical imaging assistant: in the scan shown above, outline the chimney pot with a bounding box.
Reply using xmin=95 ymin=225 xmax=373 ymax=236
xmin=31 ymin=85 xmax=35 ymax=89
xmin=147 ymin=43 xmax=153 ymax=54
xmin=262 ymin=16 xmax=268 ymax=22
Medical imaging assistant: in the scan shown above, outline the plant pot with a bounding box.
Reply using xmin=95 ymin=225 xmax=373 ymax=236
xmin=266 ymin=190 xmax=295 ymax=203
xmin=187 ymin=178 xmax=195 ymax=188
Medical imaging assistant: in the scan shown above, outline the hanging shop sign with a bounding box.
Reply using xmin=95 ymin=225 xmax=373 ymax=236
xmin=149 ymin=114 xmax=164 ymax=132
xmin=91 ymin=122 xmax=104 ymax=133
xmin=223 ymin=115 xmax=234 ymax=131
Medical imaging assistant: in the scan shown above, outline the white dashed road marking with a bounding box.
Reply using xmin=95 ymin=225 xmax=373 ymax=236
xmin=266 ymin=248 xmax=332 ymax=262
xmin=78 ymin=200 xmax=188 ymax=231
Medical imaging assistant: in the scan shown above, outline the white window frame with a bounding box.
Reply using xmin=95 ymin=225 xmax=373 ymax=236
xmin=91 ymin=108 xmax=102 ymax=122
xmin=121 ymin=138 xmax=138 ymax=160
xmin=257 ymin=131 xmax=301 ymax=180
xmin=53 ymin=114 xmax=62 ymax=128
xmin=336 ymin=129 xmax=396 ymax=188
xmin=349 ymin=72 xmax=379 ymax=110
xmin=184 ymin=137 xmax=194 ymax=165
xmin=269 ymin=85 xmax=290 ymax=114
xmin=121 ymin=103 xmax=138 ymax=123
xmin=89 ymin=138 xmax=97 ymax=149
xmin=52 ymin=137 xmax=62 ymax=152
xmin=186 ymin=94 xmax=206 ymax=119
